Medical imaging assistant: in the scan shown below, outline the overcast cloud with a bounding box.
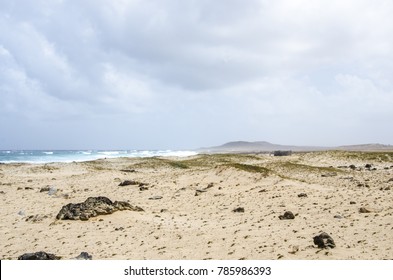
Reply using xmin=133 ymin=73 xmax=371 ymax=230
xmin=1 ymin=0 xmax=392 ymax=149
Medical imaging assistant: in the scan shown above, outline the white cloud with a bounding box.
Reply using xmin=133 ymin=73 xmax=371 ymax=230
xmin=0 ymin=0 xmax=392 ymax=148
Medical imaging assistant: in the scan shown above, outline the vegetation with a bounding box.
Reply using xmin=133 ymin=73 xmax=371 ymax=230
xmin=225 ymin=163 xmax=270 ymax=176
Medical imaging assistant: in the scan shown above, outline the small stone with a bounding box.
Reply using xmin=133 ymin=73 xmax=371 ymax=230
xmin=233 ymin=207 xmax=245 ymax=213
xmin=279 ymin=211 xmax=295 ymax=220
xmin=120 ymin=169 xmax=136 ymax=173
xmin=321 ymin=172 xmax=337 ymax=177
xmin=297 ymin=193 xmax=307 ymax=198
xmin=149 ymin=195 xmax=163 ymax=200
xmin=119 ymin=180 xmax=139 ymax=186
xmin=350 ymin=201 xmax=356 ymax=205
xmin=359 ymin=207 xmax=372 ymax=213
xmin=73 ymin=252 xmax=92 ymax=260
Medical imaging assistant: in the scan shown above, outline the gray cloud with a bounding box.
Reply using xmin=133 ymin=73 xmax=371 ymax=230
xmin=1 ymin=0 xmax=392 ymax=149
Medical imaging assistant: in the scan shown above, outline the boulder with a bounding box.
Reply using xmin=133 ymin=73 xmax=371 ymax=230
xmin=18 ymin=251 xmax=61 ymax=260
xmin=56 ymin=196 xmax=143 ymax=221
xmin=313 ymin=232 xmax=335 ymax=249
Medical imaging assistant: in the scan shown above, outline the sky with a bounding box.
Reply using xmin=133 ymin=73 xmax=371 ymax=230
xmin=1 ymin=0 xmax=392 ymax=150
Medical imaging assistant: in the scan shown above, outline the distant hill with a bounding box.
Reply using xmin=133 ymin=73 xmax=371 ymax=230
xmin=198 ymin=141 xmax=393 ymax=153
xmin=335 ymin=143 xmax=393 ymax=151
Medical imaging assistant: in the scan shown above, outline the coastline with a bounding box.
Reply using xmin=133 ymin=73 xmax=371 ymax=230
xmin=1 ymin=151 xmax=392 ymax=260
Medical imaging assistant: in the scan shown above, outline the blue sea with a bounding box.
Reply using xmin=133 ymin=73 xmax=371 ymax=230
xmin=0 ymin=150 xmax=198 ymax=164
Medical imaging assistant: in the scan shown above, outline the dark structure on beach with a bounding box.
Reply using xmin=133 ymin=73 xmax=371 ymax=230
xmin=273 ymin=150 xmax=292 ymax=156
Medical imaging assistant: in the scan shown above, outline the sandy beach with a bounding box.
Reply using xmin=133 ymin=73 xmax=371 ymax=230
xmin=1 ymin=151 xmax=392 ymax=260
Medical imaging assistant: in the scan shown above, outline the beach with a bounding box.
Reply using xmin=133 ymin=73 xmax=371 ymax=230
xmin=1 ymin=151 xmax=392 ymax=260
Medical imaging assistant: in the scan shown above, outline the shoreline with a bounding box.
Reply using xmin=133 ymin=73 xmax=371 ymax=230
xmin=1 ymin=151 xmax=392 ymax=260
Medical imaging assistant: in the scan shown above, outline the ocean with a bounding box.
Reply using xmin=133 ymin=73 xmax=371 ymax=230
xmin=0 ymin=150 xmax=198 ymax=164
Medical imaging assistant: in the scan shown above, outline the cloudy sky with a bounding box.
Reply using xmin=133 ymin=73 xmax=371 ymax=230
xmin=1 ymin=0 xmax=392 ymax=150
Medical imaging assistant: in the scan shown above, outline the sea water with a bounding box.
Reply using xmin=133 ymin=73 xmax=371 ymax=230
xmin=0 ymin=150 xmax=198 ymax=164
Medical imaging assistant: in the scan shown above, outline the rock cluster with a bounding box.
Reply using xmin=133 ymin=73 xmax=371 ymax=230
xmin=56 ymin=196 xmax=144 ymax=221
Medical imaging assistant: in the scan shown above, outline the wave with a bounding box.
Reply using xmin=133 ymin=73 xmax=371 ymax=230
xmin=0 ymin=149 xmax=198 ymax=164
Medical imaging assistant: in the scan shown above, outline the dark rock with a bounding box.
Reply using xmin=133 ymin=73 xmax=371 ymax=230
xmin=279 ymin=211 xmax=295 ymax=220
xmin=350 ymin=201 xmax=356 ymax=205
xmin=365 ymin=164 xmax=372 ymax=169
xmin=297 ymin=193 xmax=308 ymax=198
xmin=273 ymin=150 xmax=292 ymax=156
xmin=25 ymin=214 xmax=49 ymax=223
xmin=149 ymin=195 xmax=163 ymax=200
xmin=40 ymin=186 xmax=50 ymax=192
xmin=120 ymin=169 xmax=136 ymax=173
xmin=359 ymin=207 xmax=372 ymax=213
xmin=119 ymin=180 xmax=140 ymax=186
xmin=349 ymin=165 xmax=356 ymax=170
xmin=18 ymin=251 xmax=61 ymax=260
xmin=321 ymin=172 xmax=337 ymax=177
xmin=56 ymin=196 xmax=144 ymax=220
xmin=313 ymin=232 xmax=335 ymax=249
xmin=139 ymin=186 xmax=148 ymax=191
xmin=334 ymin=214 xmax=343 ymax=219
xmin=233 ymin=207 xmax=245 ymax=213
xmin=195 ymin=189 xmax=207 ymax=196
xmin=74 ymin=252 xmax=92 ymax=260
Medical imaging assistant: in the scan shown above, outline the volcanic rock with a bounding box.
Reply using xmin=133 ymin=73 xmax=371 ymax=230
xmin=279 ymin=211 xmax=295 ymax=220
xmin=74 ymin=252 xmax=92 ymax=260
xmin=359 ymin=207 xmax=373 ymax=213
xmin=56 ymin=196 xmax=144 ymax=221
xmin=149 ymin=195 xmax=163 ymax=200
xmin=18 ymin=251 xmax=61 ymax=260
xmin=119 ymin=180 xmax=139 ymax=186
xmin=313 ymin=232 xmax=335 ymax=249
xmin=233 ymin=207 xmax=245 ymax=213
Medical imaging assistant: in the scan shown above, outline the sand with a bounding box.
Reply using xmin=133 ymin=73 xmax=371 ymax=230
xmin=1 ymin=151 xmax=392 ymax=260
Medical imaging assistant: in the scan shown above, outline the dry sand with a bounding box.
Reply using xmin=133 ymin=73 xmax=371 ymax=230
xmin=1 ymin=151 xmax=392 ymax=260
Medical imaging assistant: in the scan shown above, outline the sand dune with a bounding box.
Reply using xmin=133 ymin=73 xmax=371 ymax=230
xmin=1 ymin=151 xmax=392 ymax=260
